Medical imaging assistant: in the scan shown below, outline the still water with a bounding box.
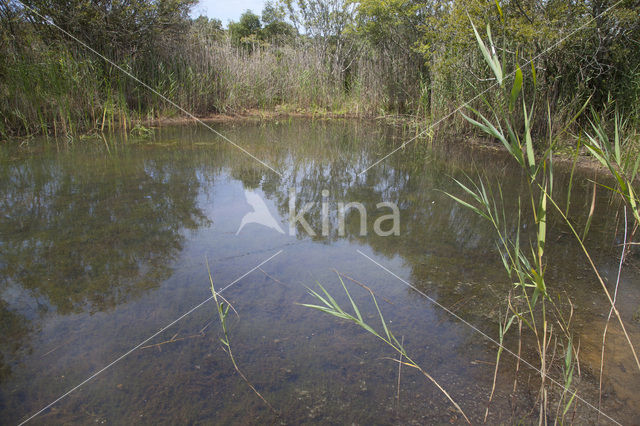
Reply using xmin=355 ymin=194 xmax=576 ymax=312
xmin=0 ymin=119 xmax=638 ymax=424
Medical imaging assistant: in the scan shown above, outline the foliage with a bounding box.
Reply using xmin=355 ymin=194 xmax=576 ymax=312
xmin=229 ymin=10 xmax=262 ymax=47
xmin=1 ymin=0 xmax=639 ymax=141
xmin=351 ymin=0 xmax=428 ymax=113
xmin=19 ymin=0 xmax=196 ymax=58
xmin=584 ymin=107 xmax=640 ymax=225
xmin=446 ymin=16 xmax=640 ymax=421
xmin=416 ymin=0 xmax=640 ymax=132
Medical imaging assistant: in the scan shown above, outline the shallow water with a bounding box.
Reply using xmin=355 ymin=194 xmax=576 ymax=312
xmin=0 ymin=119 xmax=638 ymax=424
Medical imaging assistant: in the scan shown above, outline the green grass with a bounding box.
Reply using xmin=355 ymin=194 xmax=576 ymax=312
xmin=443 ymin=17 xmax=640 ymax=422
xmin=300 ymin=274 xmax=471 ymax=424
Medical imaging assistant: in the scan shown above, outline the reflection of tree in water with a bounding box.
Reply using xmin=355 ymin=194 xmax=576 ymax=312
xmin=256 ymin=140 xmax=505 ymax=252
xmin=0 ymin=120 xmax=625 ymax=397
xmin=226 ymin=124 xmax=635 ymax=421
xmin=163 ymin=120 xmax=616 ymax=324
xmin=0 ymin=122 xmax=599 ymax=318
xmin=0 ymin=151 xmax=212 ymax=376
xmin=0 ymin=300 xmax=30 ymax=381
xmin=0 ymin=149 xmax=210 ymax=378
xmin=0 ymin=154 xmax=209 ymax=315
xmin=225 ymin=120 xmax=621 ymax=332
xmin=230 ymin=165 xmax=263 ymax=190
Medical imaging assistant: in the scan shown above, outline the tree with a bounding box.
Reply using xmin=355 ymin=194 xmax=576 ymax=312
xmin=19 ymin=0 xmax=196 ymax=59
xmin=262 ymin=0 xmax=287 ymax=26
xmin=279 ymin=0 xmax=357 ymax=85
xmin=229 ymin=10 xmax=262 ymax=47
xmin=191 ymin=15 xmax=224 ymax=41
xmin=261 ymin=1 xmax=297 ymax=44
xmin=351 ymin=0 xmax=430 ymax=113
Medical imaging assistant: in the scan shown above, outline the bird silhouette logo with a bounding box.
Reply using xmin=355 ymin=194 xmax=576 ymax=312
xmin=236 ymin=190 xmax=285 ymax=235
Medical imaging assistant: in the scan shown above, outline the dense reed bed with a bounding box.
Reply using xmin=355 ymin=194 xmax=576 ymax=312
xmin=2 ymin=0 xmax=638 ymax=145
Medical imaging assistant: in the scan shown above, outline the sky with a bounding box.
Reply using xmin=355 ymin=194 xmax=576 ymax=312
xmin=191 ymin=0 xmax=268 ymax=25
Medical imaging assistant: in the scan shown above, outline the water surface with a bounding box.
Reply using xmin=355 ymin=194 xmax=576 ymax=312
xmin=1 ymin=119 xmax=638 ymax=424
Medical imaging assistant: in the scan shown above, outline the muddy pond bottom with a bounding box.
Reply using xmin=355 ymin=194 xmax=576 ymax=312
xmin=1 ymin=119 xmax=639 ymax=424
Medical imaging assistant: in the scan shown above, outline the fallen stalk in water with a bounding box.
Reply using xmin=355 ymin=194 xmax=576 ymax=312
xmin=140 ymin=333 xmax=204 ymax=350
xmin=206 ymin=260 xmax=278 ymax=416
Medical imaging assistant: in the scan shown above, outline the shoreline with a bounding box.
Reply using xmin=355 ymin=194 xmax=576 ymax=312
xmin=143 ymin=109 xmax=392 ymax=126
xmin=5 ymin=109 xmax=612 ymax=177
xmin=146 ymin=110 xmax=609 ymax=176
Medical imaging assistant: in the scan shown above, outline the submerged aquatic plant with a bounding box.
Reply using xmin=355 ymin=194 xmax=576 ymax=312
xmin=301 ymin=274 xmax=471 ymax=424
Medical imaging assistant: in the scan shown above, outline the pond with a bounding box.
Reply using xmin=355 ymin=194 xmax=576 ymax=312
xmin=1 ymin=119 xmax=638 ymax=424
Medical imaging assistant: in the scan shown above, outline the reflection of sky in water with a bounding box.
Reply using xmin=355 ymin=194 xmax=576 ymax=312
xmin=0 ymin=119 xmax=638 ymax=424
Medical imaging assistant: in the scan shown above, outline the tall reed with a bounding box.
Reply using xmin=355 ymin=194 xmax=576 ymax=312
xmin=1 ymin=20 xmax=401 ymax=140
xmin=445 ymin=15 xmax=640 ymax=422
